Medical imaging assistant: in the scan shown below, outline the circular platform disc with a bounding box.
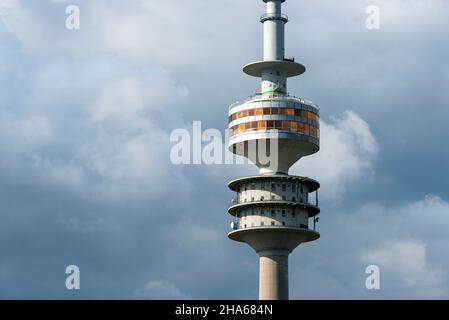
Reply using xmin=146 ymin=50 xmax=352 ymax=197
xmin=243 ymin=60 xmax=306 ymax=78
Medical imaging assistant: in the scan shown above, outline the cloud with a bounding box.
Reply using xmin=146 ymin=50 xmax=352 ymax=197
xmin=290 ymin=195 xmax=449 ymax=299
xmin=0 ymin=114 xmax=53 ymax=151
xmin=133 ymin=280 xmax=192 ymax=300
xmin=361 ymin=239 xmax=445 ymax=295
xmin=0 ymin=0 xmax=255 ymax=68
xmin=0 ymin=28 xmax=190 ymax=200
xmin=291 ymin=111 xmax=379 ymax=203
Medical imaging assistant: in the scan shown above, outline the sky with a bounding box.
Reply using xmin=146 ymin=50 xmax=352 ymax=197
xmin=0 ymin=0 xmax=448 ymax=299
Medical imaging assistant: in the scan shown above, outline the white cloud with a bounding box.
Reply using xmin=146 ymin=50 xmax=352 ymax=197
xmin=291 ymin=111 xmax=378 ymax=203
xmin=0 ymin=0 xmax=254 ymax=68
xmin=361 ymin=239 xmax=445 ymax=291
xmin=292 ymin=195 xmax=449 ymax=299
xmin=134 ymin=280 xmax=192 ymax=300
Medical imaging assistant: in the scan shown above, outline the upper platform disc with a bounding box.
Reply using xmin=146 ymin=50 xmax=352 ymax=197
xmin=243 ymin=60 xmax=306 ymax=78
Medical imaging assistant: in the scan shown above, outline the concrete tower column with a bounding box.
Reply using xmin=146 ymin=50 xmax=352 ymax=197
xmin=263 ymin=0 xmax=285 ymax=61
xmin=261 ymin=69 xmax=287 ymax=95
xmin=261 ymin=0 xmax=288 ymax=95
xmin=259 ymin=250 xmax=289 ymax=300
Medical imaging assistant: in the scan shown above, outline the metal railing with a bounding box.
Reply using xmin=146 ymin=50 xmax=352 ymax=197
xmin=228 ymin=128 xmax=319 ymax=142
xmin=229 ymin=94 xmax=320 ymax=110
xmin=230 ymin=198 xmax=319 ymax=209
xmin=260 ymin=13 xmax=289 ymax=23
xmin=231 ymin=223 xmax=311 ymax=232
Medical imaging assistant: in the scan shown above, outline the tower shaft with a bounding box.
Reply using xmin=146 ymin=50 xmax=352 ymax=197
xmin=263 ymin=0 xmax=285 ymax=61
xmin=226 ymin=0 xmax=321 ymax=300
xmin=259 ymin=250 xmax=289 ymax=300
xmin=262 ymin=0 xmax=288 ymax=95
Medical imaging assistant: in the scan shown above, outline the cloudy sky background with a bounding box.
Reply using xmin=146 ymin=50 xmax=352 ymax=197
xmin=0 ymin=0 xmax=448 ymax=299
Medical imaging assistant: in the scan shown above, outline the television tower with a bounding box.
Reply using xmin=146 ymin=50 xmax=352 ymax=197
xmin=227 ymin=0 xmax=321 ymax=300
